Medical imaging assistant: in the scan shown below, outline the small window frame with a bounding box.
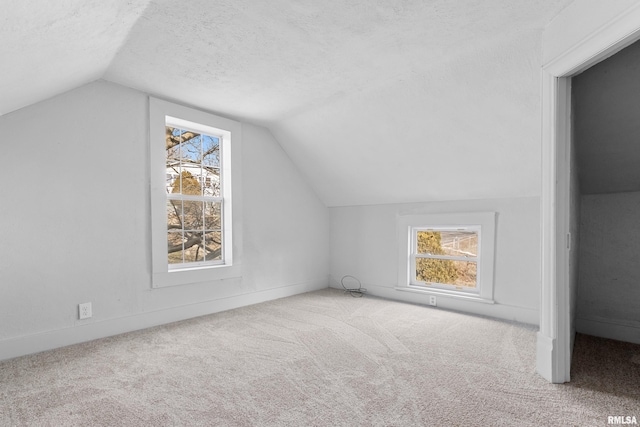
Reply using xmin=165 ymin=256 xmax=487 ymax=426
xmin=397 ymin=212 xmax=496 ymax=303
xmin=410 ymin=225 xmax=481 ymax=292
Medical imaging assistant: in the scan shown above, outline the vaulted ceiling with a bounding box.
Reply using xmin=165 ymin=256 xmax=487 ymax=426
xmin=1 ymin=0 xmax=575 ymax=206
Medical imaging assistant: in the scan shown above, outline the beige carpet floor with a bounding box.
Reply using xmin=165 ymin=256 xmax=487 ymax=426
xmin=1 ymin=288 xmax=638 ymax=426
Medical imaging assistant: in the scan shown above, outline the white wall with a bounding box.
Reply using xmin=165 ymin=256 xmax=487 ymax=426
xmin=329 ymin=197 xmax=540 ymax=325
xmin=576 ymin=192 xmax=640 ymax=344
xmin=0 ymin=80 xmax=329 ymax=360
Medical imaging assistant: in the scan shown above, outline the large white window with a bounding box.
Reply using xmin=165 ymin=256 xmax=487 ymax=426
xmin=165 ymin=118 xmax=224 ymax=268
xmin=397 ymin=212 xmax=496 ymax=302
xmin=150 ymin=98 xmax=242 ymax=288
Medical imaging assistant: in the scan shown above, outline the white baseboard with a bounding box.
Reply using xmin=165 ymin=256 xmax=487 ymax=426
xmin=536 ymin=332 xmax=556 ymax=382
xmin=576 ymin=316 xmax=640 ymax=345
xmin=330 ymin=282 xmax=539 ymax=326
xmin=0 ymin=280 xmax=327 ymax=362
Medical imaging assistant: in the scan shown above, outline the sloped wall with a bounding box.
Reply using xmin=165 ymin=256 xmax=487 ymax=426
xmin=329 ymin=197 xmax=540 ymax=325
xmin=0 ymin=80 xmax=329 ymax=360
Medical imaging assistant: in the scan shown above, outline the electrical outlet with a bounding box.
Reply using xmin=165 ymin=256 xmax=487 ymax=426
xmin=429 ymin=296 xmax=437 ymax=307
xmin=79 ymin=302 xmax=92 ymax=319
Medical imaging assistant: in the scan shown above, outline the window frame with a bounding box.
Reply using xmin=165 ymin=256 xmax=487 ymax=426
xmin=149 ymin=97 xmax=242 ymax=288
xmin=397 ymin=212 xmax=496 ymax=303
xmin=165 ymin=117 xmax=225 ymax=270
xmin=410 ymin=225 xmax=481 ymax=292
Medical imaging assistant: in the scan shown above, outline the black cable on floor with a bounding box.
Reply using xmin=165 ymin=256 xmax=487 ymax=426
xmin=341 ymin=275 xmax=366 ymax=297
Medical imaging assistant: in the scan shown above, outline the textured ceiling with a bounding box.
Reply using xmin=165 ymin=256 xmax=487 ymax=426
xmin=104 ymin=0 xmax=571 ymax=124
xmin=573 ymin=40 xmax=640 ymax=195
xmin=0 ymin=0 xmax=151 ymax=116
xmin=1 ymin=0 xmax=576 ymax=206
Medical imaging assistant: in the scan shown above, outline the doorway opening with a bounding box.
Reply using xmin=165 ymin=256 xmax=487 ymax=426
xmin=572 ymin=40 xmax=640 ymax=347
xmin=538 ymin=10 xmax=640 ymax=383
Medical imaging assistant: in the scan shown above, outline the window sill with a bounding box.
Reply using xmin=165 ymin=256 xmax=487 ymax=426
xmin=153 ymin=263 xmax=242 ymax=288
xmin=395 ymin=285 xmax=495 ymax=304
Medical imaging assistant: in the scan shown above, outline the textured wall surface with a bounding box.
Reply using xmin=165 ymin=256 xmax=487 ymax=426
xmin=577 ymin=192 xmax=640 ymax=343
xmin=0 ymin=81 xmax=328 ymax=356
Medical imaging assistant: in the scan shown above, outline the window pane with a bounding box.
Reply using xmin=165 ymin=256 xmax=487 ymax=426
xmin=183 ymin=201 xmax=204 ymax=230
xmin=167 ymin=200 xmax=182 ymax=230
xmin=203 ymin=168 xmax=220 ymax=197
xmin=164 ymin=120 xmax=226 ymax=268
xmin=166 ymin=171 xmax=179 ymax=194
xmin=416 ymin=258 xmax=477 ymax=288
xmin=178 ymin=168 xmax=202 ymax=195
xmin=204 ymin=202 xmax=221 ymax=230
xmin=166 ymin=127 xmax=181 ymax=162
xmin=202 ymin=135 xmax=220 ymax=168
xmin=203 ymin=231 xmax=222 ymax=261
xmin=417 ymin=231 xmax=477 ymax=257
xmin=180 ymin=130 xmax=201 ymax=165
xmin=183 ymin=231 xmax=204 ymax=263
xmin=168 ymin=231 xmax=184 ymax=264
xmin=166 ymin=127 xmax=181 ymax=194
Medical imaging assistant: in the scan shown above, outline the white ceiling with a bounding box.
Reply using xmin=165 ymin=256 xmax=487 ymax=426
xmin=0 ymin=0 xmax=151 ymax=116
xmin=1 ymin=0 xmax=575 ymax=206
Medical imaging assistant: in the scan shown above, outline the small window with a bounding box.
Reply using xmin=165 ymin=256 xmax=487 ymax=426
xmin=397 ymin=212 xmax=496 ymax=303
xmin=411 ymin=227 xmax=480 ymax=291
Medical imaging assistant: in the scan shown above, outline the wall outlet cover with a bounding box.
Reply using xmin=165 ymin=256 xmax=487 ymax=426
xmin=79 ymin=302 xmax=92 ymax=319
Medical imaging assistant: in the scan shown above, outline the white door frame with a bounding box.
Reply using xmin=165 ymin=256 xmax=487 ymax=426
xmin=538 ymin=6 xmax=640 ymax=383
